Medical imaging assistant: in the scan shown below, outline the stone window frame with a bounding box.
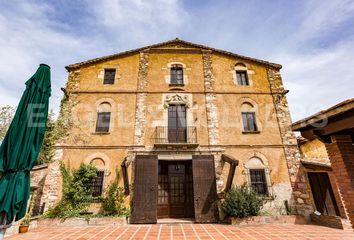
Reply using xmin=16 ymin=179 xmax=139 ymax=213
xmin=231 ymin=62 xmax=254 ymax=86
xmin=158 ymin=93 xmax=194 ymax=130
xmin=165 ymin=62 xmax=189 ymax=86
xmin=239 ymin=98 xmax=261 ymax=133
xmin=92 ymin=98 xmax=116 ymax=134
xmin=243 ymin=152 xmax=273 ymax=197
xmin=98 ymin=65 xmax=120 ymax=85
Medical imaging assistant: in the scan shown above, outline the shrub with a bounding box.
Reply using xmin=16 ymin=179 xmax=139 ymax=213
xmin=102 ymin=182 xmax=129 ymax=216
xmin=44 ymin=162 xmax=98 ymax=218
xmin=221 ymin=185 xmax=263 ymax=218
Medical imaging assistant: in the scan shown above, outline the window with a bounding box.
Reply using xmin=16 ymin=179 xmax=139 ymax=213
xmin=249 ymin=169 xmax=268 ymax=195
xmin=168 ymin=105 xmax=187 ymax=143
xmin=96 ymin=112 xmax=111 ymax=132
xmin=103 ymin=69 xmax=116 ymax=84
xmin=91 ymin=170 xmax=105 ymax=197
xmin=96 ymin=102 xmax=111 ymax=133
xmin=242 ymin=112 xmax=258 ymax=132
xmin=236 ymin=70 xmax=249 ymax=85
xmin=170 ymin=64 xmax=183 ymax=85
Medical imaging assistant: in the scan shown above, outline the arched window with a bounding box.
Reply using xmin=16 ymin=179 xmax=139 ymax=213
xmin=245 ymin=157 xmax=270 ymax=195
xmin=96 ymin=102 xmax=111 ymax=133
xmin=241 ymin=102 xmax=258 ymax=132
xmin=170 ymin=64 xmax=184 ymax=85
xmin=90 ymin=158 xmax=106 ymax=197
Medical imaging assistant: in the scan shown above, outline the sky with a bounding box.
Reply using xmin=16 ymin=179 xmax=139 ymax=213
xmin=0 ymin=0 xmax=353 ymax=121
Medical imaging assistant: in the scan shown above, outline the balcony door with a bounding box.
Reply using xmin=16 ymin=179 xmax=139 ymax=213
xmin=168 ymin=105 xmax=186 ymax=143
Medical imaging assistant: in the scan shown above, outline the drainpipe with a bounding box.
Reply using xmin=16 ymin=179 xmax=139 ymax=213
xmin=121 ymin=157 xmax=130 ymax=196
xmin=221 ymin=154 xmax=239 ymax=193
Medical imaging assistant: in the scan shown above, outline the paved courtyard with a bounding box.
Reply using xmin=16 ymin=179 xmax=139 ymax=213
xmin=6 ymin=224 xmax=353 ymax=240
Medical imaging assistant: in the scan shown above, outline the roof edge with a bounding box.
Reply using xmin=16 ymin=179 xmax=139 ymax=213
xmin=292 ymin=98 xmax=354 ymax=131
xmin=65 ymin=38 xmax=282 ymax=71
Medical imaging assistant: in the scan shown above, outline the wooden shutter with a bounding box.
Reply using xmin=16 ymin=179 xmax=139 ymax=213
xmin=192 ymin=155 xmax=218 ymax=223
xmin=130 ymin=155 xmax=158 ymax=224
xmin=308 ymin=172 xmax=340 ymax=216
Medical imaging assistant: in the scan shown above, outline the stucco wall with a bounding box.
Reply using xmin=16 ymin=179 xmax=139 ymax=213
xmin=51 ymin=43 xmax=305 ymax=216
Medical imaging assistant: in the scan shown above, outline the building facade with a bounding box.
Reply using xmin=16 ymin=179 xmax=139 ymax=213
xmin=54 ymin=39 xmax=311 ymax=223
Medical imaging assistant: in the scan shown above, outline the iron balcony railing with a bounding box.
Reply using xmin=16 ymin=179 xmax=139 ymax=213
xmin=154 ymin=126 xmax=197 ymax=144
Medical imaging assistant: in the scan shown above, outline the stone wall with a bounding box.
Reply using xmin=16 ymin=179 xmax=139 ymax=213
xmin=267 ymin=69 xmax=313 ymax=217
xmin=29 ymin=161 xmax=62 ymax=213
xmin=133 ymin=51 xmax=149 ymax=146
xmin=202 ymin=50 xmax=220 ymax=145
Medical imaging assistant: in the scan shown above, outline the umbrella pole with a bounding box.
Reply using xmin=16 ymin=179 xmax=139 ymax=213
xmin=0 ymin=212 xmax=6 ymax=240
xmin=0 ymin=229 xmax=5 ymax=240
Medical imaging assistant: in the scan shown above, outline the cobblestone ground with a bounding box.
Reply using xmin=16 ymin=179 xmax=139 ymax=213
xmin=6 ymin=224 xmax=354 ymax=240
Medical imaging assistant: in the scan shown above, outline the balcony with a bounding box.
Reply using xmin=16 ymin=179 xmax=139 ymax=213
xmin=154 ymin=126 xmax=198 ymax=148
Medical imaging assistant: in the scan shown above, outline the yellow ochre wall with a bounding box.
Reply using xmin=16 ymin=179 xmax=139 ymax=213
xmin=58 ymin=43 xmax=295 ymax=213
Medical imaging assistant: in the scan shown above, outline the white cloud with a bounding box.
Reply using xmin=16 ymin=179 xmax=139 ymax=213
xmin=298 ymin=0 xmax=354 ymax=41
xmin=0 ymin=0 xmax=188 ymax=111
xmin=0 ymin=0 xmax=353 ymax=123
xmin=277 ymin=38 xmax=354 ymax=121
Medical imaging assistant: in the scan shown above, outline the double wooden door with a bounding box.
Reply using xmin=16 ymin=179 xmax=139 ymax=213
xmin=130 ymin=155 xmax=218 ymax=223
xmin=157 ymin=161 xmax=194 ymax=218
xmin=308 ymin=172 xmax=340 ymax=216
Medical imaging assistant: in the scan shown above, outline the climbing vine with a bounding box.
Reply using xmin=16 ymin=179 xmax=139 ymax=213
xmin=44 ymin=162 xmax=98 ymax=219
xmin=37 ymin=71 xmax=79 ymax=164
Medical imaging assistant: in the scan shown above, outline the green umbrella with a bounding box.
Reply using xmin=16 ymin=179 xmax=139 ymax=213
xmin=0 ymin=64 xmax=51 ymax=225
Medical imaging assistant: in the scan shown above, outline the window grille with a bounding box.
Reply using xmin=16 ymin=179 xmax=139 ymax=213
xmin=249 ymin=169 xmax=268 ymax=195
xmin=92 ymin=170 xmax=105 ymax=197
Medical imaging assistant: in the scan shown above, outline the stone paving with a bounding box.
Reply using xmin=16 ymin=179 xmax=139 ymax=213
xmin=6 ymin=224 xmax=354 ymax=240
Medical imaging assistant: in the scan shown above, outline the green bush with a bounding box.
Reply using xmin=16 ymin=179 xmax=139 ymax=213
xmin=221 ymin=185 xmax=263 ymax=218
xmin=102 ymin=182 xmax=129 ymax=216
xmin=44 ymin=162 xmax=98 ymax=218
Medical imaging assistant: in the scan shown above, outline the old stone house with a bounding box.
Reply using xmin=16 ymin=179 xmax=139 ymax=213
xmin=48 ymin=38 xmax=312 ymax=223
xmin=292 ymin=98 xmax=354 ymax=229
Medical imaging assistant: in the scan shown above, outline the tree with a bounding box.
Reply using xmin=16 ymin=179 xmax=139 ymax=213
xmin=0 ymin=105 xmax=15 ymax=141
xmin=37 ymin=110 xmax=56 ymax=165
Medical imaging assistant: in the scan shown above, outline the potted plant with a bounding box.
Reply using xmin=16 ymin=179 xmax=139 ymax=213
xmin=19 ymin=191 xmax=37 ymax=233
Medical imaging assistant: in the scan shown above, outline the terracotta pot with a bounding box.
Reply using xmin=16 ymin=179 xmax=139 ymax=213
xmin=19 ymin=225 xmax=29 ymax=233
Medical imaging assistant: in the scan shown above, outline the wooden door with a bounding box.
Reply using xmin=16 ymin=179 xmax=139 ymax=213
xmin=130 ymin=155 xmax=158 ymax=224
xmin=157 ymin=162 xmax=169 ymax=218
xmin=168 ymin=105 xmax=186 ymax=143
xmin=157 ymin=161 xmax=194 ymax=219
xmin=192 ymin=155 xmax=218 ymax=223
xmin=308 ymin=172 xmax=340 ymax=216
xmin=169 ymin=163 xmax=186 ymax=218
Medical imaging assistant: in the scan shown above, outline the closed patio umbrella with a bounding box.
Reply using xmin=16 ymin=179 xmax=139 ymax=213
xmin=0 ymin=64 xmax=51 ymax=237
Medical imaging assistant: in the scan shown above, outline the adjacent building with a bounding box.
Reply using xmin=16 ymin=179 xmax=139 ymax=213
xmin=292 ymin=98 xmax=354 ymax=229
xmin=51 ymin=38 xmax=311 ymax=223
